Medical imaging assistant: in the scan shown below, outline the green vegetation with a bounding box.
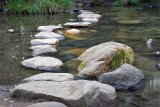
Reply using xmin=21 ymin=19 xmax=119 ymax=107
xmin=79 ymin=62 xmax=88 ymax=70
xmin=4 ymin=0 xmax=74 ymax=14
xmin=114 ymin=0 xmax=140 ymax=6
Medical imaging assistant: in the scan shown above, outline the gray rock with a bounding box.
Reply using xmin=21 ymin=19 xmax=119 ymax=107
xmin=77 ymin=42 xmax=134 ymax=77
xmin=30 ymin=45 xmax=56 ymax=50
xmin=78 ymin=13 xmax=102 ymax=20
xmin=35 ymin=31 xmax=65 ymax=40
xmin=98 ymin=64 xmax=145 ymax=91
xmin=64 ymin=22 xmax=92 ymax=28
xmin=12 ymin=80 xmax=117 ymax=107
xmin=27 ymin=102 xmax=67 ymax=107
xmin=37 ymin=25 xmax=62 ymax=32
xmin=23 ymin=73 xmax=74 ymax=82
xmin=30 ymin=39 xmax=59 ymax=46
xmin=21 ymin=56 xmax=63 ymax=71
xmin=32 ymin=48 xmax=57 ymax=56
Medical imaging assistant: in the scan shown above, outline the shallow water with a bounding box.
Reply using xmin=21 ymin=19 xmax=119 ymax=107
xmin=0 ymin=5 xmax=160 ymax=107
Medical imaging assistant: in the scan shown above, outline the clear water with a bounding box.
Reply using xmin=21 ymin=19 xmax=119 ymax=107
xmin=0 ymin=6 xmax=160 ymax=107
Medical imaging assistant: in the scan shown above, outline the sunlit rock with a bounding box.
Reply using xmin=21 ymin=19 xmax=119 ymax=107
xmin=27 ymin=102 xmax=67 ymax=107
xmin=32 ymin=48 xmax=57 ymax=56
xmin=77 ymin=42 xmax=134 ymax=77
xmin=37 ymin=25 xmax=62 ymax=32
xmin=66 ymin=29 xmax=81 ymax=34
xmin=30 ymin=45 xmax=55 ymax=50
xmin=118 ymin=20 xmax=141 ymax=24
xmin=30 ymin=38 xmax=59 ymax=46
xmin=35 ymin=31 xmax=65 ymax=40
xmin=64 ymin=22 xmax=92 ymax=28
xmin=12 ymin=80 xmax=117 ymax=107
xmin=23 ymin=73 xmax=74 ymax=82
xmin=21 ymin=56 xmax=63 ymax=71
xmin=8 ymin=29 xmax=15 ymax=33
xmin=82 ymin=18 xmax=99 ymax=23
xmin=98 ymin=64 xmax=146 ymax=91
xmin=78 ymin=13 xmax=102 ymax=20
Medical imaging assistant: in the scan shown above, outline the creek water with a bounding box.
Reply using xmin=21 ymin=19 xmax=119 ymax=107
xmin=0 ymin=6 xmax=160 ymax=107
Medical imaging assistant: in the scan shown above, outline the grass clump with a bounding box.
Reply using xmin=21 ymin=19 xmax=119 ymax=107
xmin=3 ymin=0 xmax=74 ymax=14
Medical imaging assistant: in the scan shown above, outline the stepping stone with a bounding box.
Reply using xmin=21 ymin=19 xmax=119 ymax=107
xmin=23 ymin=73 xmax=74 ymax=82
xmin=66 ymin=29 xmax=80 ymax=34
xmin=32 ymin=48 xmax=57 ymax=56
xmin=78 ymin=13 xmax=102 ymax=20
xmin=37 ymin=25 xmax=62 ymax=32
xmin=79 ymin=10 xmax=94 ymax=14
xmin=30 ymin=38 xmax=59 ymax=46
xmin=30 ymin=45 xmax=55 ymax=50
xmin=82 ymin=18 xmax=99 ymax=23
xmin=64 ymin=22 xmax=92 ymax=28
xmin=12 ymin=80 xmax=117 ymax=107
xmin=35 ymin=31 xmax=65 ymax=40
xmin=27 ymin=102 xmax=67 ymax=107
xmin=21 ymin=56 xmax=63 ymax=71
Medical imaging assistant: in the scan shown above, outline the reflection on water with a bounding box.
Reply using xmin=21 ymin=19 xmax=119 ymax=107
xmin=0 ymin=6 xmax=160 ymax=107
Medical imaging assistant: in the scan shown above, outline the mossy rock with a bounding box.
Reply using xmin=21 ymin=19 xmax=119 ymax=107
xmin=77 ymin=42 xmax=134 ymax=77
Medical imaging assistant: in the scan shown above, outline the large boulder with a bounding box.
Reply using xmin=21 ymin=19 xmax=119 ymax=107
xmin=35 ymin=31 xmax=65 ymax=40
xmin=30 ymin=38 xmax=59 ymax=46
xmin=64 ymin=22 xmax=92 ymax=28
xmin=21 ymin=56 xmax=63 ymax=71
xmin=23 ymin=73 xmax=74 ymax=82
xmin=27 ymin=102 xmax=67 ymax=107
xmin=98 ymin=64 xmax=146 ymax=91
xmin=12 ymin=80 xmax=117 ymax=107
xmin=37 ymin=25 xmax=62 ymax=32
xmin=77 ymin=42 xmax=134 ymax=77
xmin=32 ymin=48 xmax=57 ymax=56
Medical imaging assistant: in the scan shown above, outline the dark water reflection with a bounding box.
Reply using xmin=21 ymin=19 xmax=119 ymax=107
xmin=0 ymin=6 xmax=160 ymax=107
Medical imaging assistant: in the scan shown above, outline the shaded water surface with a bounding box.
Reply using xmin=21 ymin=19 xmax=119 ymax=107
xmin=0 ymin=6 xmax=160 ymax=107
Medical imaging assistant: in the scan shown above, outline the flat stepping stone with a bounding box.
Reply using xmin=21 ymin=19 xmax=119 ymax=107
xmin=30 ymin=38 xmax=59 ymax=46
xmin=23 ymin=73 xmax=74 ymax=82
xmin=64 ymin=22 xmax=92 ymax=28
xmin=37 ymin=25 xmax=62 ymax=32
xmin=32 ymin=48 xmax=57 ymax=56
xmin=12 ymin=80 xmax=117 ymax=107
xmin=35 ymin=31 xmax=65 ymax=40
xmin=78 ymin=13 xmax=102 ymax=20
xmin=21 ymin=56 xmax=63 ymax=71
xmin=82 ymin=18 xmax=99 ymax=23
xmin=30 ymin=45 xmax=55 ymax=50
xmin=27 ymin=102 xmax=67 ymax=107
xmin=66 ymin=29 xmax=80 ymax=34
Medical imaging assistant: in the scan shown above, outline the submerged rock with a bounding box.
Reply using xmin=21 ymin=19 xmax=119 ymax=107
xmin=32 ymin=48 xmax=57 ymax=56
xmin=23 ymin=73 xmax=74 ymax=82
xmin=35 ymin=31 xmax=65 ymax=40
xmin=30 ymin=38 xmax=59 ymax=46
xmin=21 ymin=56 xmax=63 ymax=71
xmin=77 ymin=42 xmax=134 ymax=77
xmin=118 ymin=20 xmax=141 ymax=24
xmin=27 ymin=102 xmax=67 ymax=107
xmin=62 ymin=48 xmax=86 ymax=56
xmin=98 ymin=64 xmax=146 ymax=91
xmin=37 ymin=25 xmax=62 ymax=32
xmin=12 ymin=80 xmax=117 ymax=107
xmin=30 ymin=45 xmax=55 ymax=50
xmin=64 ymin=22 xmax=92 ymax=28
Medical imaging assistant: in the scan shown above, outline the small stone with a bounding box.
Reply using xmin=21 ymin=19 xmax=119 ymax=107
xmin=57 ymin=31 xmax=64 ymax=35
xmin=68 ymin=19 xmax=76 ymax=22
xmin=23 ymin=73 xmax=74 ymax=82
xmin=82 ymin=18 xmax=99 ymax=23
xmin=21 ymin=56 xmax=63 ymax=71
xmin=37 ymin=25 xmax=62 ymax=32
xmin=78 ymin=13 xmax=102 ymax=20
xmin=27 ymin=102 xmax=67 ymax=107
xmin=35 ymin=31 xmax=65 ymax=40
xmin=32 ymin=48 xmax=57 ymax=56
xmin=30 ymin=38 xmax=59 ymax=46
xmin=8 ymin=29 xmax=15 ymax=33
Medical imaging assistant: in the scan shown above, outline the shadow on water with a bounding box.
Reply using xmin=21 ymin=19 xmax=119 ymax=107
xmin=0 ymin=5 xmax=160 ymax=107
